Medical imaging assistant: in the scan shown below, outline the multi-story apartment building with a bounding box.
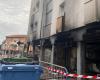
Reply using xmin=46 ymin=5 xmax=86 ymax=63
xmin=28 ymin=0 xmax=100 ymax=75
xmin=1 ymin=35 xmax=28 ymax=58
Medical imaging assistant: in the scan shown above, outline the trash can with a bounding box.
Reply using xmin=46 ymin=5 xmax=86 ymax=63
xmin=0 ymin=64 xmax=43 ymax=80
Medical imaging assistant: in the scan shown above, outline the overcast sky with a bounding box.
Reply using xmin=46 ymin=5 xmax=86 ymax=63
xmin=0 ymin=0 xmax=31 ymax=44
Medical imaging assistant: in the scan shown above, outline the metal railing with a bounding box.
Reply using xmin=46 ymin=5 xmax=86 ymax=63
xmin=39 ymin=60 xmax=68 ymax=80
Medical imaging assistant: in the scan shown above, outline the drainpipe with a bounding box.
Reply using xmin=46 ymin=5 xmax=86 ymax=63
xmin=39 ymin=0 xmax=44 ymax=61
xmin=40 ymin=0 xmax=44 ymax=38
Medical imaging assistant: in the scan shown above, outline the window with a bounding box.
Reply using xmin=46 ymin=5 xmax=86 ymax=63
xmin=46 ymin=0 xmax=52 ymax=4
xmin=46 ymin=0 xmax=53 ymax=26
xmin=59 ymin=2 xmax=65 ymax=16
xmin=31 ymin=23 xmax=33 ymax=28
xmin=36 ymin=0 xmax=39 ymax=10
xmin=84 ymin=0 xmax=96 ymax=24
xmin=46 ymin=1 xmax=53 ymax=13
xmin=30 ymin=14 xmax=38 ymax=32
xmin=30 ymin=15 xmax=34 ymax=32
xmin=33 ymin=0 xmax=40 ymax=12
xmin=46 ymin=11 xmax=52 ymax=25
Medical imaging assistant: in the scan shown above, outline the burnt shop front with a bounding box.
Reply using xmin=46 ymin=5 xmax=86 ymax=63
xmin=84 ymin=25 xmax=100 ymax=75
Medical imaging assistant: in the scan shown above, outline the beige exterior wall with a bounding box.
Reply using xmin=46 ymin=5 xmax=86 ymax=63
xmin=64 ymin=0 xmax=100 ymax=30
xmin=27 ymin=0 xmax=34 ymax=41
xmin=28 ymin=0 xmax=65 ymax=39
xmin=28 ymin=0 xmax=44 ymax=41
xmin=51 ymin=0 xmax=64 ymax=35
xmin=84 ymin=0 xmax=97 ymax=24
xmin=64 ymin=0 xmax=85 ymax=30
xmin=28 ymin=0 xmax=100 ymax=40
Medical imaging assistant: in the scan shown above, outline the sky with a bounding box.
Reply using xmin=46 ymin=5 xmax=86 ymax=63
xmin=0 ymin=0 xmax=31 ymax=44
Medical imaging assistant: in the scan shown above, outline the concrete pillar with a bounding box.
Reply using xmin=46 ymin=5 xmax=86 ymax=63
xmin=64 ymin=42 xmax=68 ymax=67
xmin=50 ymin=36 xmax=56 ymax=64
xmin=77 ymin=42 xmax=85 ymax=75
xmin=77 ymin=42 xmax=82 ymax=74
xmin=39 ymin=39 xmax=45 ymax=61
xmin=51 ymin=44 xmax=55 ymax=64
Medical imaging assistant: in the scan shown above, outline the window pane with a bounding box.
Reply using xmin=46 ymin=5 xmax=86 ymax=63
xmin=46 ymin=0 xmax=53 ymax=26
xmin=46 ymin=11 xmax=52 ymax=25
xmin=46 ymin=1 xmax=53 ymax=13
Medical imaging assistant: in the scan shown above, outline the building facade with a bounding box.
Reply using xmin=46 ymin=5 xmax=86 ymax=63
xmin=1 ymin=35 xmax=27 ymax=58
xmin=28 ymin=0 xmax=100 ymax=75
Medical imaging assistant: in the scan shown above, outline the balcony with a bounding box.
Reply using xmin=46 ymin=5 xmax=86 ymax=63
xmin=42 ymin=24 xmax=51 ymax=38
xmin=56 ymin=16 xmax=64 ymax=33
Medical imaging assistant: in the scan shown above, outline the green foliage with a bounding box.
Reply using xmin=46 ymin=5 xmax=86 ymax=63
xmin=2 ymin=58 xmax=32 ymax=63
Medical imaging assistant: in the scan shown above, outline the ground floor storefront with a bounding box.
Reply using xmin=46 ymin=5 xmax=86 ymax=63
xmin=28 ymin=22 xmax=100 ymax=75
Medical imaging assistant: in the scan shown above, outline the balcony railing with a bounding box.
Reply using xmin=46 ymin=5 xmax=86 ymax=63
xmin=42 ymin=24 xmax=51 ymax=38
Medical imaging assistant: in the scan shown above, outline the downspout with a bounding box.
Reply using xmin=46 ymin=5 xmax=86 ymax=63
xmin=40 ymin=0 xmax=44 ymax=39
xmin=39 ymin=0 xmax=44 ymax=61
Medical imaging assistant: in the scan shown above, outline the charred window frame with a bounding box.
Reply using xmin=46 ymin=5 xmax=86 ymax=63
xmin=45 ymin=0 xmax=53 ymax=27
